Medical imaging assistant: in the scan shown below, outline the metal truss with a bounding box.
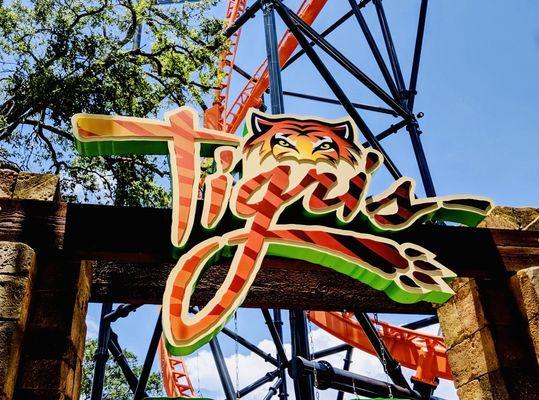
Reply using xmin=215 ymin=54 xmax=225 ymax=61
xmin=88 ymin=1 xmax=451 ymax=399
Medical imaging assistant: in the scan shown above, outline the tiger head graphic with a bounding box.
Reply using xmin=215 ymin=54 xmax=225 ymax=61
xmin=244 ymin=110 xmax=363 ymax=166
xmin=241 ymin=110 xmax=380 ymax=190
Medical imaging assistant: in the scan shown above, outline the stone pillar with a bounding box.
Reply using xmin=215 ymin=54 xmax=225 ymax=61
xmin=0 ymin=170 xmax=91 ymax=400
xmin=510 ymin=267 xmax=539 ymax=363
xmin=437 ymin=207 xmax=539 ymax=400
xmin=0 ymin=243 xmax=36 ymax=400
xmin=14 ymin=259 xmax=91 ymax=400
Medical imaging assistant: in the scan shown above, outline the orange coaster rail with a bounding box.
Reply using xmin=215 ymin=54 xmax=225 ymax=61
xmin=202 ymin=0 xmax=451 ymax=394
xmin=205 ymin=0 xmax=249 ymax=131
xmin=205 ymin=0 xmax=328 ymax=132
xmin=308 ymin=311 xmax=452 ymax=386
xmin=158 ymin=338 xmax=197 ymax=398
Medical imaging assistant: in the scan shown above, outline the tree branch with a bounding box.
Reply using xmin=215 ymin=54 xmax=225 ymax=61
xmin=24 ymin=119 xmax=74 ymax=142
xmin=36 ymin=128 xmax=62 ymax=174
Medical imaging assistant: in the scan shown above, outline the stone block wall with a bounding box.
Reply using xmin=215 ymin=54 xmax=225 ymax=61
xmin=14 ymin=259 xmax=91 ymax=400
xmin=0 ymin=170 xmax=59 ymax=201
xmin=0 ymin=243 xmax=36 ymax=400
xmin=0 ymin=170 xmax=90 ymax=400
xmin=2 ymin=169 xmax=539 ymax=400
xmin=437 ymin=207 xmax=539 ymax=400
xmin=510 ymin=267 xmax=539 ymax=363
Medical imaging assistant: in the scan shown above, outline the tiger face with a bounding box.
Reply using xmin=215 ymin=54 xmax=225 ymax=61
xmin=244 ymin=110 xmax=362 ymax=167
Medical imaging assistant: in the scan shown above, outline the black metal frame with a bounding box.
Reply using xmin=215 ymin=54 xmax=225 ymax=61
xmin=90 ymin=304 xmax=442 ymax=399
xmin=354 ymin=311 xmax=411 ymax=391
xmin=90 ymin=303 xmax=113 ymax=400
xmin=291 ymin=357 xmax=423 ymax=399
xmin=88 ymin=1 xmax=448 ymax=399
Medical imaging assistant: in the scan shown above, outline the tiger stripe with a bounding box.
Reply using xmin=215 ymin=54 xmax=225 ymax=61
xmin=72 ymin=106 xmax=493 ymax=358
xmin=163 ymin=162 xmax=462 ymax=354
xmin=72 ymin=107 xmax=240 ymax=248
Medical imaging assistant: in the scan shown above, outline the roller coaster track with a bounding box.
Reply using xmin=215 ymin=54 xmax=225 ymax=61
xmin=159 ymin=338 xmax=197 ymax=397
xmin=204 ymin=0 xmax=328 ymax=132
xmin=161 ymin=0 xmax=452 ymax=396
xmin=158 ymin=311 xmax=452 ymax=395
xmin=204 ymin=0 xmax=248 ymax=131
xmin=308 ymin=311 xmax=452 ymax=385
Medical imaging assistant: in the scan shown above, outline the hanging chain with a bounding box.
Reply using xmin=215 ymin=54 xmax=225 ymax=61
xmin=374 ymin=313 xmax=393 ymax=399
xmin=234 ymin=312 xmax=240 ymax=399
xmin=352 ymin=373 xmax=360 ymax=399
xmin=307 ymin=315 xmax=320 ymax=400
xmin=349 ymin=345 xmax=359 ymax=400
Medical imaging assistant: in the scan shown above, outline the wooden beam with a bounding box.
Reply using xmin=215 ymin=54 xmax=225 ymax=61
xmin=1 ymin=198 xmax=537 ymax=274
xmin=90 ymin=259 xmax=436 ymax=313
xmin=0 ymin=197 xmax=538 ymax=311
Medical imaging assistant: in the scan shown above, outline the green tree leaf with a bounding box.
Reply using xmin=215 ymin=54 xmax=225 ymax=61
xmin=81 ymin=338 xmax=164 ymax=399
xmin=0 ymin=0 xmax=225 ymax=206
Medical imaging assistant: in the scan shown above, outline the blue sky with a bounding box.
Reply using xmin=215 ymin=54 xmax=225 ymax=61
xmin=86 ymin=1 xmax=539 ymax=399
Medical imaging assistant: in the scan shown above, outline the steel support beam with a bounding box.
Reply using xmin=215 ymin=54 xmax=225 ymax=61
xmin=282 ymin=90 xmax=398 ymax=116
xmin=134 ymin=311 xmax=162 ymax=400
xmin=262 ymin=3 xmax=288 ymax=396
xmin=336 ymin=346 xmax=354 ymax=400
xmin=271 ymin=309 xmax=288 ymax=400
xmin=354 ymin=312 xmax=411 ymax=390
xmin=263 ymin=378 xmax=283 ymax=400
xmin=261 ymin=309 xmax=289 ymax=366
xmin=108 ymin=330 xmax=146 ymax=396
xmin=232 ymin=64 xmax=397 ymax=116
xmin=313 ymin=344 xmax=351 ymax=360
xmin=405 ymin=0 xmax=437 ymax=197
xmin=282 ymin=0 xmax=373 ymax=71
xmin=273 ymin=0 xmax=403 ymax=180
xmin=402 ymin=315 xmax=439 ymax=330
xmin=210 ymin=336 xmax=236 ymax=400
xmin=280 ymin=2 xmax=411 ymax=119
xmin=289 ymin=309 xmax=315 ymax=400
xmin=104 ymin=303 xmax=141 ymax=323
xmin=406 ymin=118 xmax=437 ymax=197
xmin=224 ymin=0 xmax=263 ymax=38
xmin=408 ymin=0 xmax=429 ymax=111
xmin=361 ymin=118 xmax=408 ymax=147
xmin=90 ymin=302 xmax=113 ymax=400
xmin=238 ymin=369 xmax=280 ymax=398
xmin=372 ymin=0 xmax=437 ymax=196
xmin=222 ymin=327 xmax=279 ymax=367
xmin=347 ymin=0 xmax=399 ymax=99
xmin=291 ymin=357 xmax=422 ymax=399
xmin=373 ymin=0 xmax=407 ymax=95
xmin=263 ymin=0 xmax=285 ymax=114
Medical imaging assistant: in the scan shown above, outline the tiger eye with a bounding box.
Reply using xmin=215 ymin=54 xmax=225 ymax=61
xmin=278 ymin=139 xmax=290 ymax=147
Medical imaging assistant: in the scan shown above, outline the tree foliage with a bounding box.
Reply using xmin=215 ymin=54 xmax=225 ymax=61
xmin=81 ymin=339 xmax=163 ymax=399
xmin=0 ymin=0 xmax=225 ymax=206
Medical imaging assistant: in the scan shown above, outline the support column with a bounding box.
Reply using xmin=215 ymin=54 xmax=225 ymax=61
xmin=0 ymin=170 xmax=91 ymax=400
xmin=488 ymin=206 xmax=539 ymax=367
xmin=437 ymin=207 xmax=539 ymax=400
xmin=261 ymin=2 xmax=289 ymax=398
xmin=510 ymin=267 xmax=539 ymax=363
xmin=0 ymin=242 xmax=36 ymax=400
xmin=14 ymin=259 xmax=91 ymax=400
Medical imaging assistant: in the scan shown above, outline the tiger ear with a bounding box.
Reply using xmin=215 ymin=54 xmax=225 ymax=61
xmin=329 ymin=120 xmax=354 ymax=142
xmin=249 ymin=111 xmax=274 ymax=136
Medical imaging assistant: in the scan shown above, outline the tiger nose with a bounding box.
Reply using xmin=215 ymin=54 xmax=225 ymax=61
xmin=296 ymin=140 xmax=315 ymax=158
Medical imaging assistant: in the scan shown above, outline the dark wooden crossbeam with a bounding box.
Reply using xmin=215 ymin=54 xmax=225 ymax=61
xmin=0 ymin=198 xmax=537 ymax=312
xmin=90 ymin=259 xmax=437 ymax=313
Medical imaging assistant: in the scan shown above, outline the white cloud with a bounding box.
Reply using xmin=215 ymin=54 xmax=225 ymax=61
xmin=86 ymin=314 xmax=99 ymax=339
xmin=182 ymin=327 xmax=457 ymax=400
xmin=184 ymin=339 xmax=284 ymax=399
